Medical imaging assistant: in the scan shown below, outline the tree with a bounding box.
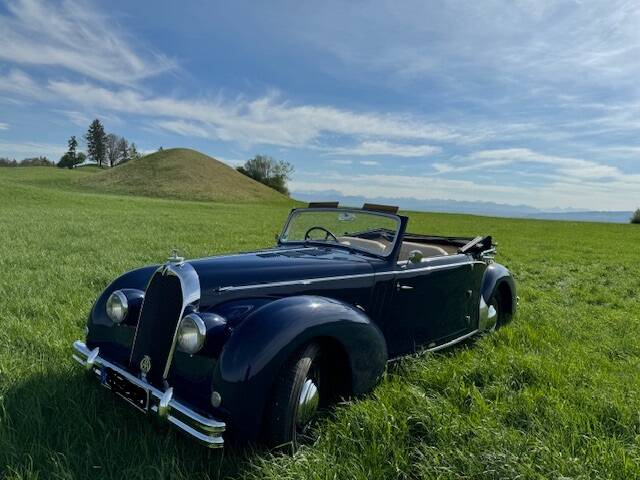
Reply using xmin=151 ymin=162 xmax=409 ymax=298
xmin=68 ymin=135 xmax=78 ymax=156
xmin=58 ymin=153 xmax=73 ymax=169
xmin=85 ymin=119 xmax=106 ymax=166
xmin=631 ymin=208 xmax=640 ymax=224
xmin=127 ymin=142 xmax=141 ymax=162
xmin=58 ymin=152 xmax=85 ymax=169
xmin=58 ymin=135 xmax=83 ymax=169
xmin=236 ymin=154 xmax=294 ymax=195
xmin=117 ymin=137 xmax=129 ymax=164
xmin=105 ymin=133 xmax=120 ymax=167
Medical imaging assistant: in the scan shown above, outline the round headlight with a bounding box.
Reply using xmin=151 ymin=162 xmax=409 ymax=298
xmin=177 ymin=313 xmax=206 ymax=354
xmin=106 ymin=290 xmax=128 ymax=324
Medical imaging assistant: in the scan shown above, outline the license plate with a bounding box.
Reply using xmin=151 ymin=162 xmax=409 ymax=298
xmin=103 ymin=368 xmax=149 ymax=412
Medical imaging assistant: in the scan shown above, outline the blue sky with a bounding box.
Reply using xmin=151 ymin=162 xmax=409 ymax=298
xmin=1 ymin=0 xmax=639 ymax=210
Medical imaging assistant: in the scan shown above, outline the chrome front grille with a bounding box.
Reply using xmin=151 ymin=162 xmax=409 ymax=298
xmin=129 ymin=269 xmax=184 ymax=386
xmin=128 ymin=262 xmax=201 ymax=387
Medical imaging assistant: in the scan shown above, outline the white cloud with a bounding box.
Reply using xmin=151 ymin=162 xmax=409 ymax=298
xmin=468 ymin=148 xmax=625 ymax=180
xmin=0 ymin=139 xmax=65 ymax=158
xmin=329 ymin=140 xmax=441 ymax=157
xmin=58 ymin=110 xmax=91 ymax=127
xmin=0 ymin=0 xmax=175 ymax=85
xmin=154 ymin=120 xmax=212 ymax=139
xmin=45 ymin=79 xmax=464 ymax=147
xmin=0 ymin=122 xmax=9 ymax=130
xmin=294 ymin=1 xmax=640 ymax=91
xmin=0 ymin=68 xmax=48 ymax=100
xmin=330 ymin=159 xmax=352 ymax=165
xmin=359 ymin=160 xmax=379 ymax=166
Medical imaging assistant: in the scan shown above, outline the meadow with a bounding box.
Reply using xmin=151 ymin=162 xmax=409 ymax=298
xmin=0 ymin=166 xmax=639 ymax=479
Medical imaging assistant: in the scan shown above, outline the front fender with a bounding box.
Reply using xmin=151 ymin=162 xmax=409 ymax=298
xmin=481 ymin=262 xmax=517 ymax=316
xmin=212 ymin=295 xmax=387 ymax=442
xmin=89 ymin=265 xmax=158 ymax=327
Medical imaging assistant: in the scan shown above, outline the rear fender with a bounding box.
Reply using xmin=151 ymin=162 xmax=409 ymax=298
xmin=213 ymin=295 xmax=388 ymax=442
xmin=481 ymin=262 xmax=517 ymax=316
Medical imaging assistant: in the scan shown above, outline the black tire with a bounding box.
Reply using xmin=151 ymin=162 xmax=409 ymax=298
xmin=263 ymin=343 xmax=324 ymax=449
xmin=490 ymin=288 xmax=511 ymax=328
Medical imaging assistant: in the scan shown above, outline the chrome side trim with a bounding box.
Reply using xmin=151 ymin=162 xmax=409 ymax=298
xmin=388 ymin=329 xmax=480 ymax=364
xmin=73 ymin=340 xmax=224 ymax=448
xmin=425 ymin=329 xmax=479 ymax=353
xmin=214 ymin=258 xmax=485 ymax=293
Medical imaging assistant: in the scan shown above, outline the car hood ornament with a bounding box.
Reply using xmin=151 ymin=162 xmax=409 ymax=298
xmin=167 ymin=248 xmax=185 ymax=265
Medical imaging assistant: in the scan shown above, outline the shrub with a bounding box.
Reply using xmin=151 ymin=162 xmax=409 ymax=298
xmin=21 ymin=156 xmax=54 ymax=167
xmin=631 ymin=208 xmax=640 ymax=224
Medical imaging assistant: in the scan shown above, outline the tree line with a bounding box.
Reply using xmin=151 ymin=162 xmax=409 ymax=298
xmin=58 ymin=119 xmax=141 ymax=169
xmin=0 ymin=156 xmax=56 ymax=167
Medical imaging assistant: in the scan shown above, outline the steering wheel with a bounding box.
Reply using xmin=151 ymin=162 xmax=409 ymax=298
xmin=304 ymin=226 xmax=338 ymax=242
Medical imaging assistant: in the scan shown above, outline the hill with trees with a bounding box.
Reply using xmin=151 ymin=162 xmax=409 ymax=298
xmin=75 ymin=148 xmax=292 ymax=203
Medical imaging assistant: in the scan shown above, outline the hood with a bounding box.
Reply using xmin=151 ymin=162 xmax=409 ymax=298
xmin=188 ymin=245 xmax=375 ymax=296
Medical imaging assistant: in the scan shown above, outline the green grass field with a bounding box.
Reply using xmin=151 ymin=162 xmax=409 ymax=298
xmin=1 ymin=166 xmax=639 ymax=479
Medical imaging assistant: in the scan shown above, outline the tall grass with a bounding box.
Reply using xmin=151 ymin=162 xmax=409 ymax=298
xmin=1 ymin=167 xmax=639 ymax=479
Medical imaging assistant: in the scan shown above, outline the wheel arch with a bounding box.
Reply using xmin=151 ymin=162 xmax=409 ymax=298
xmin=481 ymin=262 xmax=517 ymax=317
xmin=212 ymin=295 xmax=388 ymax=442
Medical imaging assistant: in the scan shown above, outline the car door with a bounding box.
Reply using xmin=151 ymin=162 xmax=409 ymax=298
xmin=384 ymin=256 xmax=483 ymax=357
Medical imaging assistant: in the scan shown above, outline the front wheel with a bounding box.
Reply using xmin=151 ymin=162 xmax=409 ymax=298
xmin=263 ymin=343 xmax=324 ymax=449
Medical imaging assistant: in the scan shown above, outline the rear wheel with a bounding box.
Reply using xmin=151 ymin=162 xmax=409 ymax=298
xmin=490 ymin=286 xmax=512 ymax=329
xmin=488 ymin=295 xmax=501 ymax=330
xmin=263 ymin=343 xmax=324 ymax=449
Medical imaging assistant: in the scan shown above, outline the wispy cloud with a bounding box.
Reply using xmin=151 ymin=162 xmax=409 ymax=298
xmin=0 ymin=0 xmax=175 ymax=85
xmin=0 ymin=139 xmax=65 ymax=158
xmin=295 ymin=1 xmax=640 ymax=91
xmin=328 ymin=141 xmax=441 ymax=157
xmin=0 ymin=123 xmax=9 ymax=130
xmin=465 ymin=148 xmax=626 ymax=181
xmin=330 ymin=159 xmax=352 ymax=165
xmin=45 ymin=79 xmax=464 ymax=147
xmin=0 ymin=68 xmax=48 ymax=100
xmin=359 ymin=160 xmax=379 ymax=166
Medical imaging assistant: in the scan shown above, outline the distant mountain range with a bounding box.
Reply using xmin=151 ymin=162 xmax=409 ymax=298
xmin=291 ymin=190 xmax=633 ymax=224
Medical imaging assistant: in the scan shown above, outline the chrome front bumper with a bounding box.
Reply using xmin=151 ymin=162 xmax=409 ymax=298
xmin=72 ymin=340 xmax=225 ymax=448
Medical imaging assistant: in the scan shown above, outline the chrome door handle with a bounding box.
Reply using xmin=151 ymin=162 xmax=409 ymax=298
xmin=396 ymin=282 xmax=414 ymax=291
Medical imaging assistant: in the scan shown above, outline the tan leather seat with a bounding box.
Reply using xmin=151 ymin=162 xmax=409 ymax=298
xmin=338 ymin=236 xmax=388 ymax=255
xmin=399 ymin=241 xmax=448 ymax=261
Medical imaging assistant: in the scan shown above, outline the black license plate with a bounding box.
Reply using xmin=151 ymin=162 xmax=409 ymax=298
xmin=103 ymin=368 xmax=149 ymax=412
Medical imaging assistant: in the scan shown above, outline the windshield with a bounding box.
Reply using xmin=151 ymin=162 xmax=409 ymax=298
xmin=280 ymin=208 xmax=400 ymax=257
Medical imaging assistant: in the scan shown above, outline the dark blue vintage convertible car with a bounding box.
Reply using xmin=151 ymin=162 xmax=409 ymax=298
xmin=73 ymin=203 xmax=516 ymax=448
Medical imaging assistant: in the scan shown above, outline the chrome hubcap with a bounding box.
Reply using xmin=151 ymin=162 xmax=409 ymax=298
xmin=296 ymin=378 xmax=319 ymax=427
xmin=490 ymin=300 xmax=499 ymax=328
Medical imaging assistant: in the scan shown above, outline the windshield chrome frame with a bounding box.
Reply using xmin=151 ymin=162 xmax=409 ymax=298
xmin=278 ymin=207 xmax=402 ymax=259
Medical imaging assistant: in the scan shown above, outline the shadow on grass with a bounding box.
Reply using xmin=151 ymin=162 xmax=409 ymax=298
xmin=0 ymin=371 xmax=261 ymax=480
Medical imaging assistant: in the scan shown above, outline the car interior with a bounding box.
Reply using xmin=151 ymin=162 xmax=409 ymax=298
xmin=338 ymin=234 xmax=460 ymax=262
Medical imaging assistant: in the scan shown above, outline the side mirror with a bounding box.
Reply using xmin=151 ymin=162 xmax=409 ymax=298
xmin=408 ymin=249 xmax=423 ymax=264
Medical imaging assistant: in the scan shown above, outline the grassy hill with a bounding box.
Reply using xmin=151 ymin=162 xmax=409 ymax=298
xmin=0 ymin=167 xmax=639 ymax=479
xmin=75 ymin=148 xmax=292 ymax=203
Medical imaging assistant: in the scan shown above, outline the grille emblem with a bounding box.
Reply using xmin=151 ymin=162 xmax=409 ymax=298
xmin=140 ymin=355 xmax=152 ymax=375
